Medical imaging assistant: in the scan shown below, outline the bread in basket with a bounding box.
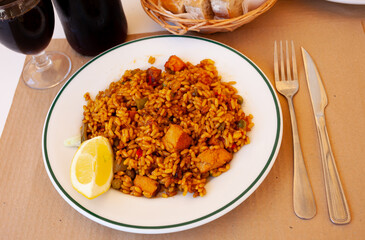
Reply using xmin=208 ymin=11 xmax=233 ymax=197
xmin=141 ymin=0 xmax=277 ymax=35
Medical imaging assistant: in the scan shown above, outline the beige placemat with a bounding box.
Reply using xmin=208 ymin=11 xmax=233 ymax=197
xmin=1 ymin=0 xmax=365 ymax=238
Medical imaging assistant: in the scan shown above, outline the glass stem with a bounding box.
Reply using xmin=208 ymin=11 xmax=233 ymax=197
xmin=32 ymin=51 xmax=52 ymax=71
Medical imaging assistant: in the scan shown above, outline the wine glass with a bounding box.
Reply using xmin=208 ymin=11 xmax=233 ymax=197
xmin=0 ymin=0 xmax=71 ymax=90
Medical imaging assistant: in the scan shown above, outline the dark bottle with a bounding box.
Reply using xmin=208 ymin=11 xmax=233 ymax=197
xmin=52 ymin=0 xmax=128 ymax=56
xmin=0 ymin=0 xmax=55 ymax=55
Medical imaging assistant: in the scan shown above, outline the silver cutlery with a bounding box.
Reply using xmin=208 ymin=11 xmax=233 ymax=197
xmin=274 ymin=41 xmax=317 ymax=220
xmin=302 ymin=47 xmax=351 ymax=224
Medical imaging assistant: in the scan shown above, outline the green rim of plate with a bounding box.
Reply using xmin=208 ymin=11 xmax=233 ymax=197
xmin=42 ymin=35 xmax=281 ymax=231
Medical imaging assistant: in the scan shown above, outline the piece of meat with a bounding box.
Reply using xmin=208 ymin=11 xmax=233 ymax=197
xmin=196 ymin=149 xmax=233 ymax=173
xmin=164 ymin=55 xmax=186 ymax=72
xmin=133 ymin=175 xmax=160 ymax=197
xmin=163 ymin=124 xmax=192 ymax=151
xmin=146 ymin=67 xmax=161 ymax=87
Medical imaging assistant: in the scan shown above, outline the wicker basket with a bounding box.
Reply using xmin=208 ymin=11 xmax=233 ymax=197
xmin=141 ymin=0 xmax=277 ymax=35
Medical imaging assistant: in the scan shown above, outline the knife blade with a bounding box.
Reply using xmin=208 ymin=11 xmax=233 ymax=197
xmin=301 ymin=47 xmax=351 ymax=224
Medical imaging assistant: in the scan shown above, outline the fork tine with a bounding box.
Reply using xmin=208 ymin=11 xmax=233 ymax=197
xmin=274 ymin=41 xmax=279 ymax=82
xmin=291 ymin=41 xmax=298 ymax=80
xmin=285 ymin=40 xmax=292 ymax=81
xmin=280 ymin=41 xmax=285 ymax=81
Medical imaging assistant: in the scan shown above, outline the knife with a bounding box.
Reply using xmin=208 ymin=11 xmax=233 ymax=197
xmin=301 ymin=47 xmax=351 ymax=224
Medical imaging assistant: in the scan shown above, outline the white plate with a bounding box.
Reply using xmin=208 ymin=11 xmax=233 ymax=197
xmin=326 ymin=0 xmax=365 ymax=4
xmin=42 ymin=35 xmax=282 ymax=234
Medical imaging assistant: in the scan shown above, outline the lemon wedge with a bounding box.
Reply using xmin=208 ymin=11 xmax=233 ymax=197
xmin=70 ymin=136 xmax=114 ymax=199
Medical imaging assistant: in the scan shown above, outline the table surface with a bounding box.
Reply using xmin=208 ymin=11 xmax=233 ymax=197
xmin=1 ymin=0 xmax=365 ymax=239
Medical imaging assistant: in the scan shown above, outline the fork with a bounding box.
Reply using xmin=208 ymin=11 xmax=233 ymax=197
xmin=274 ymin=40 xmax=316 ymax=219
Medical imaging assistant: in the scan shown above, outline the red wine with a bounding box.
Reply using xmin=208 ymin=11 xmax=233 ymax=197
xmin=52 ymin=0 xmax=128 ymax=56
xmin=0 ymin=0 xmax=54 ymax=55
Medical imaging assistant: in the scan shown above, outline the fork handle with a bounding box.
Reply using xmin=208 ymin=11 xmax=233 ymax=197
xmin=287 ymin=97 xmax=317 ymax=219
xmin=315 ymin=115 xmax=351 ymax=224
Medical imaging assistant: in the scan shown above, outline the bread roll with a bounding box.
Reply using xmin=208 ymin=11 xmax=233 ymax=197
xmin=184 ymin=0 xmax=214 ymax=19
xmin=159 ymin=0 xmax=186 ymax=14
xmin=242 ymin=0 xmax=267 ymax=13
xmin=210 ymin=0 xmax=244 ymax=18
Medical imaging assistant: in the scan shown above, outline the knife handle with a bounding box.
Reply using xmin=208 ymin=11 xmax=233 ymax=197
xmin=316 ymin=115 xmax=351 ymax=224
xmin=287 ymin=97 xmax=316 ymax=219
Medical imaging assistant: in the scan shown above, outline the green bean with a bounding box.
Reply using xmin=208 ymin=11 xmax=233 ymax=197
xmin=237 ymin=96 xmax=243 ymax=105
xmin=136 ymin=97 xmax=148 ymax=110
xmin=237 ymin=119 xmax=246 ymax=129
xmin=218 ymin=122 xmax=226 ymax=131
xmin=81 ymin=122 xmax=88 ymax=143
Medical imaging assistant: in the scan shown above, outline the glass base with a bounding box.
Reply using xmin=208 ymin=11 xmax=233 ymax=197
xmin=22 ymin=51 xmax=72 ymax=90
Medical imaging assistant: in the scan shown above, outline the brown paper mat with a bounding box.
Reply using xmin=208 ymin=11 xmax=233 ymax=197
xmin=1 ymin=0 xmax=365 ymax=238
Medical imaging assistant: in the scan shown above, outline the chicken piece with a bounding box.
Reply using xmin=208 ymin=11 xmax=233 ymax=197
xmin=164 ymin=55 xmax=186 ymax=72
xmin=196 ymin=149 xmax=233 ymax=173
xmin=163 ymin=124 xmax=192 ymax=151
xmin=133 ymin=175 xmax=160 ymax=197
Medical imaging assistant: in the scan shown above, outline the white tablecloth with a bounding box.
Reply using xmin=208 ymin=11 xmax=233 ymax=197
xmin=0 ymin=0 xmax=163 ymax=137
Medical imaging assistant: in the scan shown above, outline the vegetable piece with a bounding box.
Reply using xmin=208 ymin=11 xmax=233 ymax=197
xmin=111 ymin=179 xmax=122 ymax=189
xmin=63 ymin=135 xmax=81 ymax=147
xmin=230 ymin=143 xmax=237 ymax=150
xmin=136 ymin=148 xmax=143 ymax=158
xmin=133 ymin=175 xmax=160 ymax=197
xmin=164 ymin=55 xmax=186 ymax=72
xmin=81 ymin=122 xmax=88 ymax=143
xmin=135 ymin=97 xmax=148 ymax=110
xmin=218 ymin=122 xmax=226 ymax=131
xmin=163 ymin=124 xmax=192 ymax=151
xmin=237 ymin=119 xmax=246 ymax=129
xmin=146 ymin=67 xmax=161 ymax=87
xmin=113 ymin=159 xmax=127 ymax=173
xmin=237 ymin=95 xmax=243 ymax=105
xmin=196 ymin=149 xmax=233 ymax=173
xmin=126 ymin=169 xmax=136 ymax=180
